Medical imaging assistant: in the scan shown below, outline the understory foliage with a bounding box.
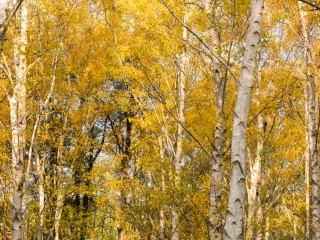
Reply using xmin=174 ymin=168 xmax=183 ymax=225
xmin=0 ymin=0 xmax=319 ymax=239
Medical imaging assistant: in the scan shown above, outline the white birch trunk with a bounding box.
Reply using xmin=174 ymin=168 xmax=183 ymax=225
xmin=204 ymin=1 xmax=226 ymax=239
xmin=304 ymin=90 xmax=311 ymax=239
xmin=292 ymin=191 xmax=297 ymax=240
xmin=171 ymin=56 xmax=186 ymax=239
xmin=256 ymin=198 xmax=263 ymax=240
xmin=54 ymin=190 xmax=64 ymax=240
xmin=224 ymin=0 xmax=264 ymax=239
xmin=8 ymin=3 xmax=27 ymax=240
xmin=171 ymin=13 xmax=188 ymax=240
xmin=54 ymin=115 xmax=68 ymax=240
xmin=38 ymin=163 xmax=45 ymax=240
xmin=247 ymin=126 xmax=264 ymax=239
xmin=264 ymin=216 xmax=269 ymax=240
xmin=246 ymin=65 xmax=264 ymax=240
xmin=160 ymin=207 xmax=165 ymax=239
xmin=298 ymin=2 xmax=320 ymax=239
xmin=158 ymin=134 xmax=166 ymax=239
xmin=34 ymin=144 xmax=45 ymax=240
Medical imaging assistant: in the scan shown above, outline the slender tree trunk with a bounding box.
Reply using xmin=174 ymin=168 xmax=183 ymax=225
xmin=304 ymin=92 xmax=312 ymax=239
xmin=171 ymin=64 xmax=185 ymax=239
xmin=256 ymin=196 xmax=263 ymax=240
xmin=298 ymin=2 xmax=320 ymax=239
xmin=264 ymin=216 xmax=269 ymax=240
xmin=54 ymin=189 xmax=64 ymax=240
xmin=246 ymin=115 xmax=265 ymax=240
xmin=9 ymin=91 xmax=25 ymax=240
xmin=80 ymin=159 xmax=93 ymax=240
xmin=224 ymin=0 xmax=264 ymax=239
xmin=118 ymin=114 xmax=132 ymax=240
xmin=8 ymin=4 xmax=28 ymax=240
xmin=204 ymin=1 xmax=226 ymax=239
xmin=33 ymin=143 xmax=45 ymax=240
xmin=54 ymin=115 xmax=68 ymax=240
xmin=29 ymin=55 xmax=56 ymax=240
xmin=160 ymin=207 xmax=165 ymax=239
xmin=38 ymin=163 xmax=45 ymax=240
xmin=158 ymin=134 xmax=166 ymax=239
xmin=171 ymin=14 xmax=188 ymax=240
xmin=292 ymin=191 xmax=297 ymax=240
xmin=246 ymin=65 xmax=265 ymax=240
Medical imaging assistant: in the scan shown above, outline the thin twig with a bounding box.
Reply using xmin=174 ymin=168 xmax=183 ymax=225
xmin=161 ymin=0 xmax=238 ymax=82
xmin=0 ymin=0 xmax=24 ymax=37
xmin=298 ymin=0 xmax=320 ymax=10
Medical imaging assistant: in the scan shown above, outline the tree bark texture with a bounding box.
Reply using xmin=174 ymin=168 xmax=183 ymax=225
xmin=246 ymin=63 xmax=264 ymax=240
xmin=298 ymin=2 xmax=320 ymax=239
xmin=158 ymin=133 xmax=166 ymax=239
xmin=9 ymin=3 xmax=27 ymax=240
xmin=171 ymin=12 xmax=189 ymax=240
xmin=35 ymin=148 xmax=45 ymax=240
xmin=224 ymin=0 xmax=264 ymax=239
xmin=54 ymin=115 xmax=68 ymax=240
xmin=204 ymin=1 xmax=226 ymax=239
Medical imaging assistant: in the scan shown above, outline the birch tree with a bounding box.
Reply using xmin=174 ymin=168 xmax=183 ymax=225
xmin=246 ymin=56 xmax=266 ymax=240
xmin=117 ymin=114 xmax=132 ymax=240
xmin=170 ymin=11 xmax=189 ymax=240
xmin=224 ymin=0 xmax=264 ymax=238
xmin=298 ymin=1 xmax=320 ymax=239
xmin=7 ymin=3 xmax=28 ymax=240
xmin=204 ymin=1 xmax=226 ymax=239
xmin=158 ymin=131 xmax=166 ymax=239
xmin=1 ymin=0 xmax=320 ymax=239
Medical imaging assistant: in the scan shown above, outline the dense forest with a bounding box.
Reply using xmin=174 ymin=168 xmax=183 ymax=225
xmin=0 ymin=0 xmax=320 ymax=239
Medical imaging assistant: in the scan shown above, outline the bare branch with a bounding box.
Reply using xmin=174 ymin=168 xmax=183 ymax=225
xmin=298 ymin=0 xmax=320 ymax=10
xmin=0 ymin=0 xmax=24 ymax=38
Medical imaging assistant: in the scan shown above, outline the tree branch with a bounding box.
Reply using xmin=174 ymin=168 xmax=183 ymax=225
xmin=298 ymin=0 xmax=320 ymax=10
xmin=161 ymin=0 xmax=238 ymax=82
xmin=0 ymin=0 xmax=24 ymax=37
